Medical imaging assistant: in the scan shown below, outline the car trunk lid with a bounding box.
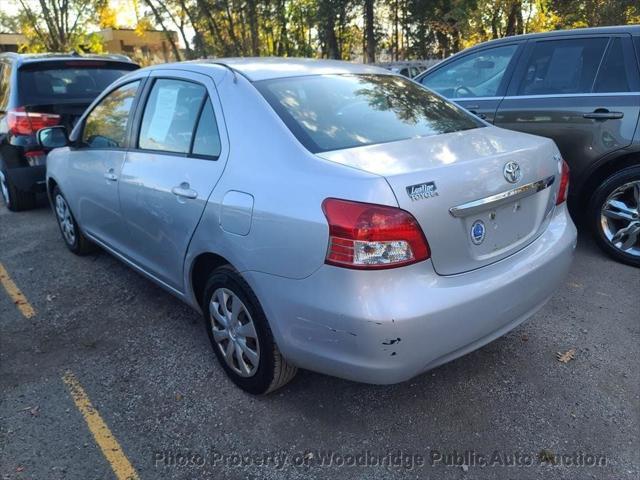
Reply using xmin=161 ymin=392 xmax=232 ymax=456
xmin=317 ymin=127 xmax=561 ymax=275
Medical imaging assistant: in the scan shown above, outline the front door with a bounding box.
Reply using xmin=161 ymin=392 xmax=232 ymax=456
xmin=495 ymin=35 xmax=640 ymax=188
xmin=67 ymin=80 xmax=142 ymax=253
xmin=118 ymin=71 xmax=227 ymax=291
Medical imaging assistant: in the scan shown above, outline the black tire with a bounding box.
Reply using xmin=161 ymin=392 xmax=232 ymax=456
xmin=202 ymin=265 xmax=297 ymax=394
xmin=51 ymin=186 xmax=96 ymax=255
xmin=588 ymin=166 xmax=640 ymax=267
xmin=0 ymin=170 xmax=36 ymax=212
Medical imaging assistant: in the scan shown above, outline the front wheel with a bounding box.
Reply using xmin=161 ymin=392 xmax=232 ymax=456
xmin=202 ymin=266 xmax=297 ymax=394
xmin=52 ymin=186 xmax=96 ymax=255
xmin=588 ymin=166 xmax=640 ymax=267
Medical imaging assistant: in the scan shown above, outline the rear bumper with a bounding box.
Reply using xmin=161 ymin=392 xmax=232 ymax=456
xmin=5 ymin=165 xmax=46 ymax=193
xmin=244 ymin=205 xmax=577 ymax=384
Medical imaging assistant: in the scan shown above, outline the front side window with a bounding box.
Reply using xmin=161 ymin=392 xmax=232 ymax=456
xmin=517 ymin=38 xmax=608 ymax=95
xmin=421 ymin=45 xmax=518 ymax=98
xmin=256 ymin=74 xmax=483 ymax=153
xmin=139 ymin=79 xmax=206 ymax=154
xmin=83 ymin=80 xmax=140 ymax=149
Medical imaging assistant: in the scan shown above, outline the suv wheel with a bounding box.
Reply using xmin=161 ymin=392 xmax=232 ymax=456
xmin=0 ymin=170 xmax=36 ymax=212
xmin=202 ymin=266 xmax=297 ymax=394
xmin=589 ymin=166 xmax=640 ymax=267
xmin=52 ymin=186 xmax=95 ymax=255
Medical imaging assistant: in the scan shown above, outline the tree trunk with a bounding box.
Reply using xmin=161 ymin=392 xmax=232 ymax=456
xmin=142 ymin=0 xmax=182 ymax=60
xmin=247 ymin=0 xmax=260 ymax=55
xmin=364 ymin=0 xmax=375 ymax=63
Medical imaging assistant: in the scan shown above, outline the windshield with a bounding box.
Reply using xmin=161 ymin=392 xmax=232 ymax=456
xmin=18 ymin=63 xmax=136 ymax=105
xmin=256 ymin=74 xmax=483 ymax=153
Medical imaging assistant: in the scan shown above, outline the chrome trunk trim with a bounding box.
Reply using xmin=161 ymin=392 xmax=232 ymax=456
xmin=449 ymin=175 xmax=555 ymax=218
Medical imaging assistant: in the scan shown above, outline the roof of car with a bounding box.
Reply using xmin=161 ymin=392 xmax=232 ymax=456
xmin=0 ymin=52 xmax=136 ymax=66
xmin=462 ymin=25 xmax=640 ymax=50
xmin=190 ymin=57 xmax=392 ymax=82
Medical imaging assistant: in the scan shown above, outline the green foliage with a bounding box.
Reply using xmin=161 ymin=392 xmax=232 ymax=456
xmin=3 ymin=0 xmax=637 ymax=60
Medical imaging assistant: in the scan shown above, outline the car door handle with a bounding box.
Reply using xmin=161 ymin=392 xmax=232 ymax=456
xmin=583 ymin=109 xmax=624 ymax=120
xmin=171 ymin=183 xmax=198 ymax=199
xmin=468 ymin=110 xmax=487 ymax=120
xmin=104 ymin=169 xmax=118 ymax=181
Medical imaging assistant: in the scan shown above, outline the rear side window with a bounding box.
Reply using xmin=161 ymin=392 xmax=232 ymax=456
xmin=18 ymin=63 xmax=136 ymax=105
xmin=139 ymin=79 xmax=206 ymax=154
xmin=192 ymin=99 xmax=222 ymax=158
xmin=593 ymin=38 xmax=633 ymax=93
xmin=257 ymin=74 xmax=483 ymax=153
xmin=83 ymin=81 xmax=140 ymax=149
xmin=421 ymin=45 xmax=518 ymax=98
xmin=518 ymin=38 xmax=608 ymax=95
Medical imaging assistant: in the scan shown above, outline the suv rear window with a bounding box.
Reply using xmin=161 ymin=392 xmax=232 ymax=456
xmin=256 ymin=74 xmax=483 ymax=153
xmin=18 ymin=62 xmax=136 ymax=105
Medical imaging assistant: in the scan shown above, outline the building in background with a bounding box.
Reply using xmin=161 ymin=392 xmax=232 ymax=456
xmin=0 ymin=33 xmax=26 ymax=52
xmin=98 ymin=28 xmax=179 ymax=64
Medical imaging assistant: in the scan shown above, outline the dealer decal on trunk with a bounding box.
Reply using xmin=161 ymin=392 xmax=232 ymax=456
xmin=406 ymin=181 xmax=438 ymax=201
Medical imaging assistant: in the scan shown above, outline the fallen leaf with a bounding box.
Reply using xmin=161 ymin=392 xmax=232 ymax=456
xmin=29 ymin=406 xmax=39 ymax=416
xmin=16 ymin=465 xmax=24 ymax=472
xmin=175 ymin=393 xmax=183 ymax=401
xmin=556 ymin=348 xmax=576 ymax=363
xmin=538 ymin=449 xmax=556 ymax=464
xmin=521 ymin=334 xmax=529 ymax=342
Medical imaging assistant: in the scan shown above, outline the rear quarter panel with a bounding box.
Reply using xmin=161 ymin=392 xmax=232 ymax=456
xmin=186 ymin=73 xmax=397 ymax=285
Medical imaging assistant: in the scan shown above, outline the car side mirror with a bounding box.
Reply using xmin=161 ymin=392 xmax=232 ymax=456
xmin=37 ymin=126 xmax=69 ymax=149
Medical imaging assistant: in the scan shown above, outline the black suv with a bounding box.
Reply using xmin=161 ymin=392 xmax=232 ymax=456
xmin=0 ymin=53 xmax=139 ymax=211
xmin=416 ymin=26 xmax=640 ymax=267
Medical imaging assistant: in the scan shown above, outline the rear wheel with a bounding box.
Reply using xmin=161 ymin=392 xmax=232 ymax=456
xmin=588 ymin=166 xmax=640 ymax=267
xmin=0 ymin=170 xmax=36 ymax=212
xmin=202 ymin=266 xmax=297 ymax=394
xmin=52 ymin=186 xmax=95 ymax=255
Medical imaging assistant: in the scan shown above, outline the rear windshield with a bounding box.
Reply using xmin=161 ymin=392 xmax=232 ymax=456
xmin=255 ymin=74 xmax=483 ymax=153
xmin=18 ymin=62 xmax=136 ymax=105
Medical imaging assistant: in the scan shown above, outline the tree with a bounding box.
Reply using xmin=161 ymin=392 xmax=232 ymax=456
xmin=14 ymin=0 xmax=105 ymax=52
xmin=364 ymin=0 xmax=376 ymax=62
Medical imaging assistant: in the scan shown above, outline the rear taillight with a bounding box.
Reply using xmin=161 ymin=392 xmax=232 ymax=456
xmin=556 ymin=160 xmax=570 ymax=205
xmin=7 ymin=107 xmax=60 ymax=136
xmin=321 ymin=198 xmax=430 ymax=269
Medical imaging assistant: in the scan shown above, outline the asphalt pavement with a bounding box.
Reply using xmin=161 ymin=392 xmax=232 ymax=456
xmin=1 ymin=197 xmax=638 ymax=480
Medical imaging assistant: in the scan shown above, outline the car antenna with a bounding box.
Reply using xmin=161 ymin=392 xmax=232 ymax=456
xmin=207 ymin=60 xmax=239 ymax=83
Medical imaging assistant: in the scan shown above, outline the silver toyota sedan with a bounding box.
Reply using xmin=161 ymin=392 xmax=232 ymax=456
xmin=41 ymin=58 xmax=577 ymax=394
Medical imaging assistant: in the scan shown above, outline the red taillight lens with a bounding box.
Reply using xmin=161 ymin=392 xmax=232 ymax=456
xmin=556 ymin=160 xmax=570 ymax=205
xmin=7 ymin=107 xmax=60 ymax=136
xmin=321 ymin=198 xmax=430 ymax=269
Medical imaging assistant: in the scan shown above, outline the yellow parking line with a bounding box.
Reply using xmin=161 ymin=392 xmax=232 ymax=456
xmin=0 ymin=262 xmax=35 ymax=318
xmin=62 ymin=371 xmax=140 ymax=480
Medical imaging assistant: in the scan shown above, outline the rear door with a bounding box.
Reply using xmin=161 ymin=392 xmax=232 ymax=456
xmin=418 ymin=42 xmax=523 ymax=122
xmin=118 ymin=70 xmax=228 ymax=291
xmin=495 ymin=34 xmax=640 ymax=185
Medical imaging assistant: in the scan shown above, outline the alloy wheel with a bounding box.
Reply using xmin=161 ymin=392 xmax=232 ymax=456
xmin=0 ymin=171 xmax=9 ymax=207
xmin=600 ymin=180 xmax=640 ymax=257
xmin=209 ymin=288 xmax=260 ymax=377
xmin=55 ymin=194 xmax=76 ymax=246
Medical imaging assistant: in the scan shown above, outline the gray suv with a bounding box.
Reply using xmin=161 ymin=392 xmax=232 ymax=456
xmin=416 ymin=26 xmax=640 ymax=267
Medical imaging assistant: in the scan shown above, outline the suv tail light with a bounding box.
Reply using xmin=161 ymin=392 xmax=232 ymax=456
xmin=7 ymin=107 xmax=60 ymax=136
xmin=556 ymin=160 xmax=570 ymax=205
xmin=322 ymin=198 xmax=430 ymax=269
